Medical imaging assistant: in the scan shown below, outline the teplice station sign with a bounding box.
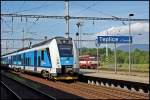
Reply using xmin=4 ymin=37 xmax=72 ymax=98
xmin=97 ymin=36 xmax=132 ymax=43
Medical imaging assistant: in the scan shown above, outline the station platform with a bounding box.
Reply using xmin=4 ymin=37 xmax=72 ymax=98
xmin=79 ymin=69 xmax=149 ymax=84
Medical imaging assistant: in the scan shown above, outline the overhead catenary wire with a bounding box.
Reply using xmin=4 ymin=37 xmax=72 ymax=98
xmin=1 ymin=18 xmax=12 ymax=31
xmin=73 ymin=2 xmax=119 ymax=18
xmin=88 ymin=7 xmax=127 ymax=25
xmin=12 ymin=1 xmax=26 ymax=14
xmin=1 ymin=1 xmax=148 ymax=55
xmin=75 ymin=2 xmax=98 ymax=16
xmin=73 ymin=2 xmax=127 ymax=25
xmin=25 ymin=18 xmax=39 ymax=33
xmin=9 ymin=1 xmax=49 ymax=14
xmin=25 ymin=18 xmax=62 ymax=36
xmin=1 ymin=14 xmax=148 ymax=21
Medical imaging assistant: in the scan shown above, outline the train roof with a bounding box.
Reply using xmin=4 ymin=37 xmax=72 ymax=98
xmin=2 ymin=36 xmax=71 ymax=57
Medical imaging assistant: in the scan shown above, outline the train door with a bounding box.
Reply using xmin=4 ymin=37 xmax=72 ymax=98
xmin=38 ymin=56 xmax=41 ymax=67
xmin=34 ymin=51 xmax=37 ymax=71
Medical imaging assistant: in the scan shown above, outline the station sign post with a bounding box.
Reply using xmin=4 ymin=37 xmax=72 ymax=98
xmin=97 ymin=36 xmax=132 ymax=43
xmin=97 ymin=36 xmax=132 ymax=73
xmin=95 ymin=39 xmax=101 ymax=72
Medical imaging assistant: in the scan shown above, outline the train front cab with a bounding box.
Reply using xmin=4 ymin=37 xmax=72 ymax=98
xmin=54 ymin=37 xmax=79 ymax=80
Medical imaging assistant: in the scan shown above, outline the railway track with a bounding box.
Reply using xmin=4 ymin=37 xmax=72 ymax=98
xmin=72 ymin=82 xmax=148 ymax=99
xmin=56 ymin=81 xmax=119 ymax=99
xmin=56 ymin=81 xmax=149 ymax=99
xmin=1 ymin=74 xmax=56 ymax=100
xmin=1 ymin=81 xmax=21 ymax=100
xmin=3 ymin=70 xmax=149 ymax=99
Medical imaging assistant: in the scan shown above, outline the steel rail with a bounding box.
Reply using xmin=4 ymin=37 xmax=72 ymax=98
xmin=1 ymin=74 xmax=57 ymax=100
xmin=1 ymin=81 xmax=22 ymax=100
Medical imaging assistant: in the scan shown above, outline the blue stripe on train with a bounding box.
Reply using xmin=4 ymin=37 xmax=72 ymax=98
xmin=60 ymin=57 xmax=74 ymax=66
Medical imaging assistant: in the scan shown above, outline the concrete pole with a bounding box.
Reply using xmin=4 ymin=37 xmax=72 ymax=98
xmin=79 ymin=24 xmax=82 ymax=55
xmin=13 ymin=40 xmax=14 ymax=50
xmin=97 ymin=45 xmax=99 ymax=69
xmin=106 ymin=32 xmax=108 ymax=63
xmin=65 ymin=1 xmax=69 ymax=38
xmin=76 ymin=34 xmax=77 ymax=48
xmin=128 ymin=14 xmax=134 ymax=74
xmin=22 ymin=29 xmax=24 ymax=48
xmin=12 ymin=17 xmax=13 ymax=34
xmin=129 ymin=16 xmax=131 ymax=74
xmin=76 ymin=32 xmax=79 ymax=49
xmin=6 ymin=40 xmax=8 ymax=54
xmin=114 ymin=43 xmax=117 ymax=73
xmin=76 ymin=21 xmax=82 ymax=56
xmin=97 ymin=44 xmax=100 ymax=71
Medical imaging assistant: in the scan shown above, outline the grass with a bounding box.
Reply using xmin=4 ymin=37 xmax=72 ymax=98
xmin=100 ymin=63 xmax=149 ymax=73
xmin=6 ymin=72 xmax=42 ymax=89
xmin=10 ymin=74 xmax=27 ymax=83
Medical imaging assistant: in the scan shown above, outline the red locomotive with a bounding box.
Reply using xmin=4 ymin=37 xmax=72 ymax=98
xmin=79 ymin=55 xmax=98 ymax=69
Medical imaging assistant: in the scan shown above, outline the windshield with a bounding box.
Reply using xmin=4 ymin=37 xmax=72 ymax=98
xmin=58 ymin=44 xmax=73 ymax=57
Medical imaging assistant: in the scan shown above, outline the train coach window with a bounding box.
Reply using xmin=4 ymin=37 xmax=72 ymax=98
xmin=21 ymin=58 xmax=23 ymax=65
xmin=17 ymin=55 xmax=19 ymax=61
xmin=38 ymin=56 xmax=41 ymax=66
xmin=28 ymin=58 xmax=30 ymax=66
xmin=26 ymin=58 xmax=28 ymax=66
xmin=41 ymin=50 xmax=44 ymax=61
xmin=19 ymin=55 xmax=21 ymax=61
xmin=46 ymin=48 xmax=51 ymax=62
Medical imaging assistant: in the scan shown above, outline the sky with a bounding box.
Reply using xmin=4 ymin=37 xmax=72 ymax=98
xmin=1 ymin=1 xmax=149 ymax=54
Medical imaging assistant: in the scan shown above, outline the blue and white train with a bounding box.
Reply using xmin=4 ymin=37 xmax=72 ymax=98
xmin=1 ymin=37 xmax=79 ymax=80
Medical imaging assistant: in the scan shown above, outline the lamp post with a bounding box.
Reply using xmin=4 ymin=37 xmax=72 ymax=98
xmin=129 ymin=13 xmax=134 ymax=74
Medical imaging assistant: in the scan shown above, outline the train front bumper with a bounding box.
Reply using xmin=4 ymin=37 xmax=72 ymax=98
xmin=54 ymin=76 xmax=78 ymax=80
